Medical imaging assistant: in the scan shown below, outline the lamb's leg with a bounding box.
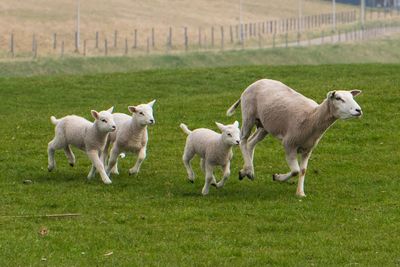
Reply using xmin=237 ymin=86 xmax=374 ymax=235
xmin=297 ymin=151 xmax=312 ymax=197
xmin=273 ymin=150 xmax=300 ymax=182
xmin=239 ymin=116 xmax=255 ymax=180
xmin=217 ymin=162 xmax=231 ymax=188
xmin=47 ymin=138 xmax=63 ymax=172
xmin=63 ymin=145 xmax=75 ymax=167
xmin=182 ymin=148 xmax=195 ymax=183
xmin=247 ymin=127 xmax=268 ymax=167
xmin=106 ymin=145 xmax=120 ymax=176
xmin=87 ymin=150 xmax=112 ymax=184
xmin=202 ymin=163 xmax=214 ymax=195
xmin=200 ymin=158 xmax=205 ymax=173
xmin=129 ymin=147 xmax=146 ymax=175
xmin=87 ymin=150 xmax=101 ymax=179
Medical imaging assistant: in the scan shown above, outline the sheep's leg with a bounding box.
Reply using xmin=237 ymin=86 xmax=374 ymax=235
xmin=239 ymin=117 xmax=255 ymax=180
xmin=217 ymin=162 xmax=231 ymax=188
xmin=200 ymin=158 xmax=205 ymax=173
xmin=47 ymin=138 xmax=63 ymax=171
xmin=86 ymin=150 xmax=112 ymax=184
xmin=87 ymin=150 xmax=101 ymax=179
xmin=182 ymin=148 xmax=195 ymax=183
xmin=247 ymin=127 xmax=268 ymax=167
xmin=202 ymin=163 xmax=214 ymax=195
xmin=129 ymin=147 xmax=146 ymax=175
xmin=106 ymin=145 xmax=120 ymax=176
xmin=273 ymin=150 xmax=300 ymax=182
xmin=63 ymin=145 xmax=75 ymax=167
xmin=101 ymin=140 xmax=110 ymax=167
xmin=296 ymin=151 xmax=312 ymax=197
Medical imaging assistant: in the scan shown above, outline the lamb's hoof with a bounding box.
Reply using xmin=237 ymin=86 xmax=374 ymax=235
xmin=188 ymin=179 xmax=194 ymax=184
xmin=103 ymin=179 xmax=112 ymax=185
xmin=69 ymin=163 xmax=74 ymax=167
xmin=48 ymin=166 xmax=54 ymax=172
xmin=272 ymin=174 xmax=277 ymax=181
xmin=296 ymin=192 xmax=306 ymax=197
xmin=238 ymin=171 xmax=245 ymax=180
xmin=211 ymin=183 xmax=217 ymax=188
xmin=129 ymin=170 xmax=138 ymax=176
xmin=246 ymin=173 xmax=254 ymax=180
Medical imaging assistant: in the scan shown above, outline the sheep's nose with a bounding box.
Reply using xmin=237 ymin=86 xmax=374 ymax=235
xmin=150 ymin=119 xmax=155 ymax=124
xmin=355 ymin=108 xmax=362 ymax=113
xmin=111 ymin=125 xmax=116 ymax=130
xmin=236 ymin=140 xmax=240 ymax=145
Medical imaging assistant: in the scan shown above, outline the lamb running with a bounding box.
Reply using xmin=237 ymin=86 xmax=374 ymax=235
xmin=105 ymin=100 xmax=156 ymax=176
xmin=47 ymin=107 xmax=116 ymax=184
xmin=180 ymin=121 xmax=241 ymax=195
xmin=227 ymin=78 xmax=362 ymax=197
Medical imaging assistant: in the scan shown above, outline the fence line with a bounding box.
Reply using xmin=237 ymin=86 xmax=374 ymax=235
xmin=2 ymin=9 xmax=400 ymax=59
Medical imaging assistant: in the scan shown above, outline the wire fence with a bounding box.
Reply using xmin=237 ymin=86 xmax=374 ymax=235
xmin=1 ymin=8 xmax=400 ymax=60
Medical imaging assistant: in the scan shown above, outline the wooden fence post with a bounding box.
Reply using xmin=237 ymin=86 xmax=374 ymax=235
xmin=184 ymin=27 xmax=188 ymax=51
xmin=95 ymin=31 xmax=99 ymax=48
xmin=133 ymin=29 xmax=137 ymax=48
xmin=61 ymin=40 xmax=64 ymax=58
xmin=105 ymin=39 xmax=108 ymax=56
xmin=83 ymin=39 xmax=87 ymax=56
xmin=168 ymin=27 xmax=172 ymax=49
xmin=125 ymin=38 xmax=128 ymax=55
xmin=220 ymin=26 xmax=224 ymax=50
xmin=10 ymin=33 xmax=15 ymax=57
xmin=75 ymin=31 xmax=79 ymax=52
xmin=114 ymin=30 xmax=118 ymax=48
xmin=211 ymin=26 xmax=214 ymax=47
xmin=198 ymin=27 xmax=202 ymax=48
xmin=229 ymin=25 xmax=234 ymax=43
xmin=53 ymin=33 xmax=57 ymax=49
xmin=151 ymin=28 xmax=155 ymax=48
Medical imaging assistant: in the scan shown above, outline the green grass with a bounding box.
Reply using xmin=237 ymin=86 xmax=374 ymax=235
xmin=1 ymin=64 xmax=400 ymax=266
xmin=2 ymin=36 xmax=400 ymax=78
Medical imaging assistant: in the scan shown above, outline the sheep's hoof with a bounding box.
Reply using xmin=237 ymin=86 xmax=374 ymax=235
xmin=211 ymin=183 xmax=217 ymax=188
xmin=103 ymin=179 xmax=112 ymax=185
xmin=188 ymin=179 xmax=194 ymax=184
xmin=247 ymin=173 xmax=254 ymax=180
xmin=296 ymin=191 xmax=306 ymax=197
xmin=48 ymin=166 xmax=54 ymax=172
xmin=272 ymin=174 xmax=277 ymax=181
xmin=238 ymin=171 xmax=245 ymax=180
xmin=69 ymin=163 xmax=74 ymax=167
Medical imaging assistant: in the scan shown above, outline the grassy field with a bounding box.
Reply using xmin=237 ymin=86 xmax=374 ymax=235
xmin=1 ymin=63 xmax=400 ymax=265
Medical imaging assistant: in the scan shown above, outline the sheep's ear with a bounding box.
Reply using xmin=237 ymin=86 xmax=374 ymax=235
xmin=327 ymin=90 xmax=336 ymax=99
xmin=350 ymin=90 xmax=362 ymax=97
xmin=215 ymin=122 xmax=226 ymax=132
xmin=91 ymin=110 xmax=99 ymax=120
xmin=233 ymin=121 xmax=239 ymax=128
xmin=148 ymin=99 xmax=156 ymax=107
xmin=107 ymin=106 xmax=114 ymax=113
xmin=128 ymin=106 xmax=136 ymax=113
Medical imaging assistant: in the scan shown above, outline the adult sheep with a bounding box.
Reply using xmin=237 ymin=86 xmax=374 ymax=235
xmin=226 ymin=79 xmax=362 ymax=197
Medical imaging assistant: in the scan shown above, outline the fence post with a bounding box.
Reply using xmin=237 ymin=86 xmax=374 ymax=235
xmin=53 ymin=33 xmax=57 ymax=49
xmin=61 ymin=40 xmax=64 ymax=58
xmin=168 ymin=27 xmax=172 ymax=49
xmin=125 ymin=38 xmax=128 ymax=55
xmin=198 ymin=27 xmax=202 ymax=48
xmin=184 ymin=27 xmax=188 ymax=51
xmin=229 ymin=25 xmax=234 ymax=43
xmin=83 ymin=39 xmax=87 ymax=56
xmin=113 ymin=30 xmax=117 ymax=48
xmin=32 ymin=34 xmax=36 ymax=53
xmin=10 ymin=33 xmax=14 ymax=57
xmin=220 ymin=26 xmax=224 ymax=50
xmin=95 ymin=31 xmax=99 ymax=48
xmin=147 ymin=37 xmax=150 ymax=54
xmin=105 ymin=39 xmax=108 ymax=56
xmin=297 ymin=32 xmax=300 ymax=46
xmin=75 ymin=31 xmax=79 ymax=52
xmin=285 ymin=33 xmax=288 ymax=48
xmin=133 ymin=29 xmax=137 ymax=48
xmin=151 ymin=28 xmax=155 ymax=48
xmin=211 ymin=26 xmax=214 ymax=47
xmin=33 ymin=35 xmax=37 ymax=59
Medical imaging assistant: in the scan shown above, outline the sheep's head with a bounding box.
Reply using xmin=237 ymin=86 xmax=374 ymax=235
xmin=216 ymin=121 xmax=241 ymax=146
xmin=91 ymin=106 xmax=117 ymax=133
xmin=128 ymin=100 xmax=156 ymax=126
xmin=327 ymin=90 xmax=362 ymax=120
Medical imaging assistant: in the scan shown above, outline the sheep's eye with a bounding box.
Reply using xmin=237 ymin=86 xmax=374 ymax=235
xmin=139 ymin=112 xmax=144 ymax=115
xmin=227 ymin=133 xmax=232 ymax=137
xmin=335 ymin=97 xmax=345 ymax=102
xmin=101 ymin=119 xmax=107 ymax=123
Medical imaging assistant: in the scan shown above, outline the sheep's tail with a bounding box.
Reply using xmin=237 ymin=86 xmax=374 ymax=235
xmin=119 ymin=153 xmax=126 ymax=159
xmin=180 ymin=123 xmax=192 ymax=135
xmin=226 ymin=98 xmax=241 ymax=116
xmin=50 ymin=116 xmax=60 ymax=125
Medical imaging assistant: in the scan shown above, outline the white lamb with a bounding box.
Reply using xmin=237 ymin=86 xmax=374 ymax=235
xmin=227 ymin=78 xmax=363 ymax=197
xmin=180 ymin=121 xmax=241 ymax=195
xmin=47 ymin=107 xmax=116 ymax=184
xmin=105 ymin=100 xmax=156 ymax=176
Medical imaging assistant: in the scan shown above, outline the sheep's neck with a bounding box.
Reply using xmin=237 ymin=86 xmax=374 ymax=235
xmin=309 ymin=99 xmax=337 ymax=140
xmin=217 ymin=137 xmax=233 ymax=153
xmin=129 ymin=118 xmax=147 ymax=136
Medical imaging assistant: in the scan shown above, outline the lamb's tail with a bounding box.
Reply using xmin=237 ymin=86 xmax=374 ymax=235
xmin=180 ymin=123 xmax=192 ymax=135
xmin=50 ymin=116 xmax=60 ymax=125
xmin=226 ymin=99 xmax=241 ymax=116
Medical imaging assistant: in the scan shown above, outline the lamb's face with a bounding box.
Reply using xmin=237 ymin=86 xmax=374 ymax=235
xmin=128 ymin=100 xmax=156 ymax=126
xmin=216 ymin=121 xmax=241 ymax=146
xmin=91 ymin=107 xmax=117 ymax=133
xmin=328 ymin=90 xmax=362 ymax=120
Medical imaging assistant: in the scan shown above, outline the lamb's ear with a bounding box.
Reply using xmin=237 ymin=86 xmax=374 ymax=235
xmin=327 ymin=90 xmax=336 ymax=99
xmin=91 ymin=110 xmax=99 ymax=120
xmin=148 ymin=99 xmax=156 ymax=107
xmin=215 ymin=122 xmax=226 ymax=132
xmin=350 ymin=90 xmax=362 ymax=97
xmin=128 ymin=106 xmax=136 ymax=113
xmin=107 ymin=106 xmax=114 ymax=113
xmin=233 ymin=121 xmax=239 ymax=128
